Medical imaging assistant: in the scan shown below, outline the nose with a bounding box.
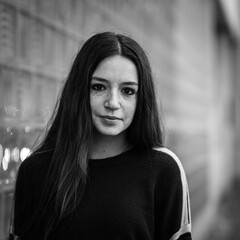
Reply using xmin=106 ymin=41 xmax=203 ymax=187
xmin=104 ymin=90 xmax=120 ymax=110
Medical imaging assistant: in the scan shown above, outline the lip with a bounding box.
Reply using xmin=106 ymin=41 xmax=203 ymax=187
xmin=101 ymin=115 xmax=122 ymax=121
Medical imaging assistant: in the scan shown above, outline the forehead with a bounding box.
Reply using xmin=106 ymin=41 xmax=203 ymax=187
xmin=92 ymin=55 xmax=138 ymax=83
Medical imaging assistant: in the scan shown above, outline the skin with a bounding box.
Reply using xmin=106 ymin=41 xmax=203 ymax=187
xmin=90 ymin=55 xmax=139 ymax=159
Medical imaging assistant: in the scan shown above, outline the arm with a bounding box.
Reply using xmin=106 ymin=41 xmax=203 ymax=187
xmin=154 ymin=148 xmax=192 ymax=240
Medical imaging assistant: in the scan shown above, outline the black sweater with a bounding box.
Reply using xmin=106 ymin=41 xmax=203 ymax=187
xmin=13 ymin=147 xmax=192 ymax=240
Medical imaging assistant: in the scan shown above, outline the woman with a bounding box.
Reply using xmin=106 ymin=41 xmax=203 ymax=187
xmin=11 ymin=32 xmax=192 ymax=240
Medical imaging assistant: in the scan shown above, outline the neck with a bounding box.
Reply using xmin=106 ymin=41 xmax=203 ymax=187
xmin=90 ymin=132 xmax=130 ymax=159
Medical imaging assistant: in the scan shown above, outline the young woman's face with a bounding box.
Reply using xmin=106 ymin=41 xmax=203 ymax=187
xmin=90 ymin=55 xmax=138 ymax=138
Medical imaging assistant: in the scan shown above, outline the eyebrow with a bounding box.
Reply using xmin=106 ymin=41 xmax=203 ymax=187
xmin=92 ymin=76 xmax=138 ymax=86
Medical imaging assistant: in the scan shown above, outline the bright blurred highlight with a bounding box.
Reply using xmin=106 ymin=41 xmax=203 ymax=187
xmin=2 ymin=148 xmax=10 ymax=171
xmin=12 ymin=147 xmax=20 ymax=162
xmin=20 ymin=147 xmax=31 ymax=161
xmin=0 ymin=144 xmax=3 ymax=165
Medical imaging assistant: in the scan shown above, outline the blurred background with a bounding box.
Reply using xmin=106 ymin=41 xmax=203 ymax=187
xmin=0 ymin=0 xmax=240 ymax=239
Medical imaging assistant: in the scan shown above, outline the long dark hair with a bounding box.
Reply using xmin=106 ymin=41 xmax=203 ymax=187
xmin=17 ymin=32 xmax=164 ymax=239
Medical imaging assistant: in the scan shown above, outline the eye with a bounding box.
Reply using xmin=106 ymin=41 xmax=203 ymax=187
xmin=122 ymin=87 xmax=136 ymax=96
xmin=91 ymin=84 xmax=106 ymax=91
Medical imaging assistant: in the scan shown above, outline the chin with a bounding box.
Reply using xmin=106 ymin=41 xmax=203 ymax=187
xmin=95 ymin=127 xmax=126 ymax=137
xmin=99 ymin=130 xmax=123 ymax=137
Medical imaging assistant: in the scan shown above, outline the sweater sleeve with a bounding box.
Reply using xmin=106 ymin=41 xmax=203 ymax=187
xmin=154 ymin=147 xmax=192 ymax=240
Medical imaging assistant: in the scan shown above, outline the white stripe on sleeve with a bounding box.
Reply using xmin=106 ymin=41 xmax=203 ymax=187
xmin=153 ymin=147 xmax=192 ymax=239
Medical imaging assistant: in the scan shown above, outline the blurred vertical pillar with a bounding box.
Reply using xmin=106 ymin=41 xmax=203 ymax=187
xmin=236 ymin=46 xmax=240 ymax=177
xmin=219 ymin=0 xmax=240 ymax=179
xmin=234 ymin=11 xmax=240 ymax=179
xmin=209 ymin=0 xmax=235 ymax=203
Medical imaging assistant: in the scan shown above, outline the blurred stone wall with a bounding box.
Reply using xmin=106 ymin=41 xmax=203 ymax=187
xmin=0 ymin=0 xmax=239 ymax=240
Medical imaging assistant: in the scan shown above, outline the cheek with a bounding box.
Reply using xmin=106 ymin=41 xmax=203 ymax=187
xmin=125 ymin=98 xmax=137 ymax=119
xmin=90 ymin=94 xmax=101 ymax=112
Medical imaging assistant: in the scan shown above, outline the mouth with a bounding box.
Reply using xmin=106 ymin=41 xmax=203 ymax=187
xmin=101 ymin=115 xmax=122 ymax=121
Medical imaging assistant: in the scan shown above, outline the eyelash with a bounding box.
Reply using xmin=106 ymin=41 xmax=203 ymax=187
xmin=91 ymin=84 xmax=105 ymax=91
xmin=91 ymin=84 xmax=136 ymax=96
xmin=121 ymin=88 xmax=136 ymax=95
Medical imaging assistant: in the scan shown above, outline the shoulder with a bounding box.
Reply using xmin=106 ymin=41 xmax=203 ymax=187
xmin=18 ymin=149 xmax=53 ymax=177
xmin=149 ymin=147 xmax=189 ymax=185
xmin=152 ymin=147 xmax=179 ymax=160
xmin=151 ymin=148 xmax=192 ymax=239
xmin=150 ymin=147 xmax=184 ymax=172
xmin=15 ymin=149 xmax=54 ymax=198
